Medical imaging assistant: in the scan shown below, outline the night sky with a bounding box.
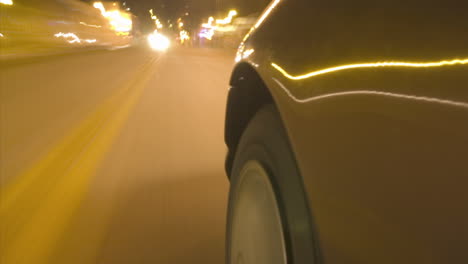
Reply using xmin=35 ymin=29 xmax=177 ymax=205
xmin=82 ymin=0 xmax=270 ymax=32
xmin=122 ymin=0 xmax=269 ymax=18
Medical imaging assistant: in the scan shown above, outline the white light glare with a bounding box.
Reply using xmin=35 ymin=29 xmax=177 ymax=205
xmin=0 ymin=0 xmax=13 ymax=5
xmin=148 ymin=32 xmax=170 ymax=51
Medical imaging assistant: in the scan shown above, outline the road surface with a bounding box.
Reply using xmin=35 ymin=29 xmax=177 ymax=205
xmin=0 ymin=46 xmax=233 ymax=264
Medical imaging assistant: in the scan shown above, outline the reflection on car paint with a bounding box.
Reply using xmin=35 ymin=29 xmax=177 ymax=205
xmin=272 ymin=77 xmax=468 ymax=108
xmin=242 ymin=0 xmax=282 ymax=42
xmin=271 ymin=58 xmax=468 ymax=81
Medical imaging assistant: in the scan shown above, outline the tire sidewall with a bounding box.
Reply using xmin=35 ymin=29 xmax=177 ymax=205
xmin=226 ymin=105 xmax=319 ymax=264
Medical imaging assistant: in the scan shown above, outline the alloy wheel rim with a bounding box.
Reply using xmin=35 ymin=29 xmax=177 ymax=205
xmin=229 ymin=160 xmax=287 ymax=264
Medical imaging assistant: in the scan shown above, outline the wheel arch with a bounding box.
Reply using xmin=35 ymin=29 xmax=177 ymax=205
xmin=225 ymin=62 xmax=275 ymax=177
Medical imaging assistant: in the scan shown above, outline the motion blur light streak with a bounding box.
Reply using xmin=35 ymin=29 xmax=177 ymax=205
xmin=200 ymin=16 xmax=217 ymax=40
xmin=79 ymin=22 xmax=102 ymax=28
xmin=0 ymin=0 xmax=13 ymax=5
xmin=156 ymin=20 xmax=163 ymax=29
xmin=255 ymin=0 xmax=281 ymax=29
xmin=148 ymin=31 xmax=170 ymax=51
xmin=94 ymin=2 xmax=108 ymax=16
xmin=216 ymin=10 xmax=238 ymax=25
xmin=54 ymin=32 xmax=81 ymax=43
xmin=93 ymin=2 xmax=132 ymax=33
xmin=149 ymin=9 xmax=164 ymax=29
xmin=200 ymin=10 xmax=238 ymax=41
xmin=199 ymin=29 xmax=214 ymax=40
xmin=180 ymin=30 xmax=190 ymax=44
xmin=0 ymin=33 xmax=5 ymax=37
xmin=272 ymin=58 xmax=468 ymax=80
xmin=272 ymin=78 xmax=468 ymax=108
xmin=106 ymin=11 xmax=132 ymax=33
xmin=54 ymin=32 xmax=97 ymax=44
xmin=202 ymin=17 xmax=215 ymax=28
xmin=243 ymin=0 xmax=281 ymax=41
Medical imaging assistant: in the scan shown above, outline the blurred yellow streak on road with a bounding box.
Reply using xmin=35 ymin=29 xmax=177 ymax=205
xmin=0 ymin=55 xmax=159 ymax=264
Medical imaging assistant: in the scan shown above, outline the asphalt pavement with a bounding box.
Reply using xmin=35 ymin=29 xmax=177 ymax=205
xmin=0 ymin=46 xmax=233 ymax=264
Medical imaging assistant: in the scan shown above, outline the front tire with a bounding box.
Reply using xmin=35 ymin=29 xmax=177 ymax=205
xmin=228 ymin=159 xmax=287 ymax=264
xmin=226 ymin=105 xmax=319 ymax=264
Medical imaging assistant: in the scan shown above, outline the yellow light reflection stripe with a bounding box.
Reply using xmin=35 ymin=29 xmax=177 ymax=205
xmin=254 ymin=0 xmax=281 ymax=29
xmin=272 ymin=58 xmax=468 ymax=81
xmin=243 ymin=0 xmax=281 ymax=42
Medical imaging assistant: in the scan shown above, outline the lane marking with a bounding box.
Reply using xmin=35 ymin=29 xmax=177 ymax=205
xmin=0 ymin=57 xmax=154 ymax=214
xmin=0 ymin=55 xmax=160 ymax=264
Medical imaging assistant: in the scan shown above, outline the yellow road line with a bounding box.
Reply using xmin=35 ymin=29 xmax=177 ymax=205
xmin=0 ymin=55 xmax=160 ymax=264
xmin=0 ymin=58 xmax=154 ymax=214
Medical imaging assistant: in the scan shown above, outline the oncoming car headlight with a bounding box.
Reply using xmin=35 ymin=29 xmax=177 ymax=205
xmin=147 ymin=32 xmax=170 ymax=51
